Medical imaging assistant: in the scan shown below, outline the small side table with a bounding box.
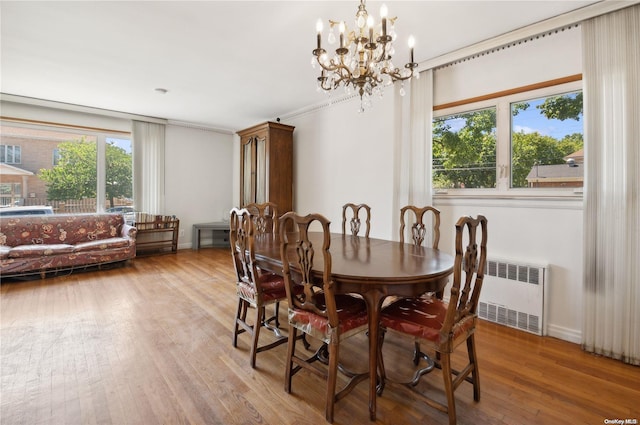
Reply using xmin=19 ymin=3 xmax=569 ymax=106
xmin=192 ymin=222 xmax=230 ymax=250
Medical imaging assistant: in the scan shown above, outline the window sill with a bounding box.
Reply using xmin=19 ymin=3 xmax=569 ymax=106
xmin=433 ymin=188 xmax=583 ymax=209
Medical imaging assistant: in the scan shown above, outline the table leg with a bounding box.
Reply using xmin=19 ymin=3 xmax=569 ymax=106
xmin=362 ymin=290 xmax=385 ymax=421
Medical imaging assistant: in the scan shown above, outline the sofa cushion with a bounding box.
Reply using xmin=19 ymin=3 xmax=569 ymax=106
xmin=0 ymin=246 xmax=10 ymax=260
xmin=8 ymin=244 xmax=75 ymax=258
xmin=73 ymin=238 xmax=130 ymax=253
xmin=0 ymin=213 xmax=124 ymax=247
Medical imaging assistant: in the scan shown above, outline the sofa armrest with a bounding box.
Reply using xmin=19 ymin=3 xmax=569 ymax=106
xmin=122 ymin=223 xmax=138 ymax=240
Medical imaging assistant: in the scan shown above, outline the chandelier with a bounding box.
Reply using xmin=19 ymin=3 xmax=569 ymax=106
xmin=312 ymin=0 xmax=418 ymax=111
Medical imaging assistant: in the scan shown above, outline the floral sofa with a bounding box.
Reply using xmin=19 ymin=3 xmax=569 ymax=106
xmin=0 ymin=213 xmax=137 ymax=277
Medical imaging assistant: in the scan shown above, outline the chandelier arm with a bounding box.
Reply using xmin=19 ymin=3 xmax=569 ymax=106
xmin=312 ymin=1 xmax=417 ymax=108
xmin=317 ymin=59 xmax=353 ymax=78
xmin=383 ymin=69 xmax=413 ymax=82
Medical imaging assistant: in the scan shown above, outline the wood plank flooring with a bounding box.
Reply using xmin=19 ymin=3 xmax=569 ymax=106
xmin=2 ymin=248 xmax=639 ymax=425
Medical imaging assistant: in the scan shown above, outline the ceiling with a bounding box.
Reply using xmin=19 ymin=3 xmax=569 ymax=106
xmin=1 ymin=1 xmax=600 ymax=133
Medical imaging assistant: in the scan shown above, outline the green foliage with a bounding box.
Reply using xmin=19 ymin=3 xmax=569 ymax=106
xmin=433 ymin=108 xmax=496 ymax=188
xmin=537 ymin=92 xmax=583 ymax=121
xmin=434 ymin=91 xmax=583 ymax=189
xmin=39 ymin=140 xmax=132 ymax=206
xmin=511 ymin=132 xmax=583 ymax=187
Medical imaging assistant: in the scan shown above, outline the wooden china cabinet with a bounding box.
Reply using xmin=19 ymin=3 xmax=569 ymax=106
xmin=237 ymin=121 xmax=294 ymax=214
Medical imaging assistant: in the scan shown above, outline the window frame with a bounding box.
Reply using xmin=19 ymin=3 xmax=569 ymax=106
xmin=0 ymin=120 xmax=132 ymax=212
xmin=432 ymin=80 xmax=583 ymax=199
xmin=1 ymin=144 xmax=22 ymax=164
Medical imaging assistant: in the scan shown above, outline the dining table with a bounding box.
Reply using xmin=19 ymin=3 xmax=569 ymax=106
xmin=252 ymin=232 xmax=455 ymax=421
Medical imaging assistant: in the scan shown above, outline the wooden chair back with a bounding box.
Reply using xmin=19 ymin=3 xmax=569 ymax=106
xmin=341 ymin=203 xmax=371 ymax=237
xmin=379 ymin=214 xmax=488 ymax=424
xmin=244 ymin=202 xmax=279 ymax=236
xmin=279 ymin=212 xmax=338 ymax=328
xmin=442 ymin=215 xmax=488 ymax=349
xmin=229 ymin=207 xmax=260 ymax=295
xmin=229 ymin=206 xmax=289 ymax=368
xmin=399 ymin=205 xmax=441 ymax=248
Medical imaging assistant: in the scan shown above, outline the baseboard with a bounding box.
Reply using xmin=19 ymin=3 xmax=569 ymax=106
xmin=547 ymin=323 xmax=582 ymax=344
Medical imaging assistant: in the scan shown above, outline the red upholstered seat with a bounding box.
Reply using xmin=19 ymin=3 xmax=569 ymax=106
xmin=280 ymin=212 xmax=368 ymax=423
xmin=378 ymin=215 xmax=488 ymax=425
xmin=237 ymin=270 xmax=286 ymax=302
xmin=230 ymin=207 xmax=289 ymax=369
xmin=381 ymin=296 xmax=475 ymax=346
xmin=289 ymin=293 xmax=368 ymax=342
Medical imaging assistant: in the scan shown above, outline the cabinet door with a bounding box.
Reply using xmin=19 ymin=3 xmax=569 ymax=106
xmin=255 ymin=135 xmax=267 ymax=204
xmin=241 ymin=138 xmax=253 ymax=205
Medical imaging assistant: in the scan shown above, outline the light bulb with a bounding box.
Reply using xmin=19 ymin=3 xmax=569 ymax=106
xmin=316 ymin=19 xmax=323 ymax=33
xmin=380 ymin=4 xmax=388 ymax=18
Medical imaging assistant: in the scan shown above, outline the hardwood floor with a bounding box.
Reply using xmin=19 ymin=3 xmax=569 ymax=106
xmin=2 ymin=248 xmax=639 ymax=425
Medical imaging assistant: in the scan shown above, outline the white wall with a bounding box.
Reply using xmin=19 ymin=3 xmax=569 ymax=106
xmin=435 ymin=199 xmax=583 ymax=343
xmin=287 ymin=95 xmax=398 ymax=240
xmin=164 ymin=124 xmax=234 ymax=249
xmin=434 ymin=26 xmax=581 ymax=104
xmin=283 ymin=27 xmax=584 ymax=343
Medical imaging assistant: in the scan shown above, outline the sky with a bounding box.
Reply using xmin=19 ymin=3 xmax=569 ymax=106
xmin=107 ymin=137 xmax=132 ymax=154
xmin=512 ymin=97 xmax=583 ymax=140
xmin=442 ymin=94 xmax=583 ymax=141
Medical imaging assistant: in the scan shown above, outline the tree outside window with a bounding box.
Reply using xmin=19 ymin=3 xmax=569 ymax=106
xmin=39 ymin=138 xmax=132 ymax=208
xmin=432 ymin=87 xmax=583 ymax=192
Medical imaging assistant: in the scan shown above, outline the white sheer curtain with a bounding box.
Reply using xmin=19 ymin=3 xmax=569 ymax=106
xmin=132 ymin=120 xmax=166 ymax=214
xmin=393 ymin=70 xmax=434 ymax=240
xmin=582 ymin=5 xmax=640 ymax=365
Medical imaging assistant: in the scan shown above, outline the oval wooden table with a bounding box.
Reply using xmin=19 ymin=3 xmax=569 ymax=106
xmin=253 ymin=233 xmax=455 ymax=421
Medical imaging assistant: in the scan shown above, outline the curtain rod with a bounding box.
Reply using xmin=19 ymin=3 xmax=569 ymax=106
xmin=418 ymin=0 xmax=640 ymax=72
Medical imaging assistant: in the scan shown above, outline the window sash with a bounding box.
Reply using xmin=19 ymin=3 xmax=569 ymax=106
xmin=433 ymin=80 xmax=583 ymax=198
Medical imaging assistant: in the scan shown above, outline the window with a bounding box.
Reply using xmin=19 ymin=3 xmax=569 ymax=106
xmin=1 ymin=183 xmax=22 ymax=206
xmin=433 ymin=108 xmax=496 ymax=189
xmin=433 ymin=80 xmax=583 ymax=195
xmin=0 ymin=123 xmax=132 ymax=213
xmin=0 ymin=145 xmax=21 ymax=164
xmin=511 ymin=91 xmax=583 ymax=188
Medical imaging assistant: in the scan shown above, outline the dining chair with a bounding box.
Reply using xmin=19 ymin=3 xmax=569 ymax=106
xmin=244 ymin=202 xmax=279 ymax=236
xmin=378 ymin=215 xmax=488 ymax=425
xmin=399 ymin=205 xmax=441 ymax=248
xmin=341 ymin=203 xmax=371 ymax=237
xmin=243 ymin=202 xmax=283 ymax=328
xmin=279 ymin=211 xmax=369 ymax=423
xmin=229 ymin=207 xmax=288 ymax=368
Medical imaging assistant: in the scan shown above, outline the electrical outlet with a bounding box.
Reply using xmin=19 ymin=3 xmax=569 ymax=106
xmin=179 ymin=229 xmax=185 ymax=237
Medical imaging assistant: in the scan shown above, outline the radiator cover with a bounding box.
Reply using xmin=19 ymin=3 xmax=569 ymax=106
xmin=478 ymin=257 xmax=548 ymax=336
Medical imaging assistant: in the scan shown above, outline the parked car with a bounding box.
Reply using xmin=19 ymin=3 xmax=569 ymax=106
xmin=106 ymin=206 xmax=135 ymax=224
xmin=0 ymin=206 xmax=54 ymax=216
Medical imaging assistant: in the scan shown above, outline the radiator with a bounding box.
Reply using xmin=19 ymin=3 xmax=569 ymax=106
xmin=478 ymin=257 xmax=548 ymax=336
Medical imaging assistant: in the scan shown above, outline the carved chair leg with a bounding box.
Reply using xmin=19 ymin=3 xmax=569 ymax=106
xmin=413 ymin=340 xmax=421 ymax=365
xmin=232 ymin=299 xmax=245 ymax=347
xmin=325 ymin=341 xmax=339 ymax=423
xmin=250 ymin=304 xmax=264 ymax=368
xmin=440 ymin=353 xmax=456 ymax=425
xmin=377 ymin=328 xmax=387 ymax=395
xmin=467 ymin=335 xmax=481 ymax=401
xmin=285 ymin=326 xmax=297 ymax=394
